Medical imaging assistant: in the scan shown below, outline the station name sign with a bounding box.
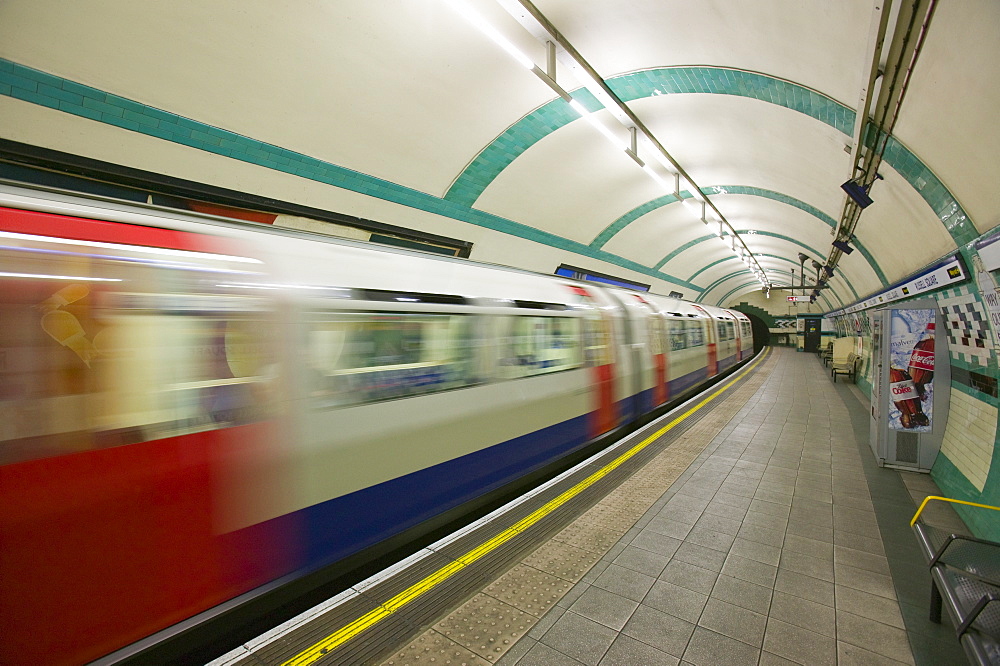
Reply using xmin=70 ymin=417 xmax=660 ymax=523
xmin=827 ymin=254 xmax=967 ymax=317
xmin=786 ymin=296 xmax=811 ymax=302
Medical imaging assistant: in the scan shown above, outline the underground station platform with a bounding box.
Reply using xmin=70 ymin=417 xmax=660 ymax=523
xmin=210 ymin=347 xmax=970 ymax=666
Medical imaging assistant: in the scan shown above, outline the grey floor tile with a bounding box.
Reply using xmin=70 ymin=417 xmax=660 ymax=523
xmin=833 ymin=530 xmax=885 ymax=555
xmin=768 ymin=589 xmax=836 ymax=637
xmin=659 ymin=507 xmax=704 ymax=526
xmin=693 ymin=512 xmax=742 ymax=536
xmin=773 ymin=568 xmax=835 ymax=607
xmin=628 ymin=531 xmax=682 ymax=558
xmin=568 ymin=586 xmax=639 ymax=632
xmin=834 ymin=585 xmax=905 ymax=629
xmin=737 ymin=523 xmax=786 ymax=548
xmin=836 ymin=609 xmax=915 ymax=664
xmin=740 ymin=509 xmax=788 ymax=532
xmin=784 ymin=520 xmax=833 ymax=544
xmin=528 ymin=605 xmax=568 ymax=639
xmin=621 ymin=605 xmax=695 ymax=659
xmin=592 ymin=564 xmax=656 ymax=603
xmin=783 ymin=532 xmax=834 ymax=560
xmin=837 ymin=641 xmax=912 ymax=666
xmin=834 ymin=515 xmax=883 ymax=540
xmin=779 ymin=548 xmax=834 ymax=583
xmin=834 ymin=563 xmax=897 ymax=599
xmin=643 ymin=580 xmax=709 ymax=624
xmin=517 ymin=640 xmax=587 ymax=666
xmin=644 ymin=517 xmax=694 ymax=540
xmin=659 ymin=559 xmax=719 ymax=595
xmin=697 ymin=598 xmax=767 ymax=648
xmin=763 ymin=617 xmax=837 ymax=666
xmin=598 ymin=635 xmax=680 ymax=666
xmin=682 ymin=626 xmax=760 ymax=666
xmin=612 ymin=545 xmax=670 ymax=578
xmin=721 ymin=553 xmax=777 ymax=587
xmin=758 ymin=649 xmax=804 ymax=666
xmin=754 ymin=488 xmax=794 ymax=506
xmin=666 ymin=495 xmax=711 ymax=512
xmin=538 ymin=611 xmax=618 ymax=666
xmin=556 ymin=582 xmax=591 ymax=609
xmin=711 ymin=491 xmax=754 ymax=511
xmin=710 ymin=574 xmax=773 ymax=614
xmin=729 ymin=536 xmax=782 ymax=567
xmin=495 ymin=635 xmax=537 ymax=666
xmin=673 ymin=541 xmax=728 ymax=572
xmin=834 ymin=544 xmax=891 ymax=575
xmin=749 ymin=499 xmax=792 ymax=519
xmin=685 ymin=526 xmax=737 ymax=552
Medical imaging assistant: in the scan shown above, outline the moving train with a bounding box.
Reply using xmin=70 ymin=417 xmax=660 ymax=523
xmin=0 ymin=183 xmax=753 ymax=664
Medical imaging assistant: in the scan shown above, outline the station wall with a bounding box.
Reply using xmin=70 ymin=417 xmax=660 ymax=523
xmin=830 ymin=240 xmax=1000 ymax=541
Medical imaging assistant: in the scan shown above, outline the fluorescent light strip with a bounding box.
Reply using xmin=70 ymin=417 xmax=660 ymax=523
xmin=0 ymin=271 xmax=122 ymax=282
xmin=444 ymin=0 xmax=534 ymax=69
xmin=0 ymin=230 xmax=261 ymax=264
xmin=568 ymin=99 xmax=626 ymax=150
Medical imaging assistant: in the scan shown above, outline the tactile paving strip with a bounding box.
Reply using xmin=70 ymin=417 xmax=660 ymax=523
xmin=381 ymin=630 xmax=490 ymax=666
xmin=431 ymin=594 xmax=535 ymax=662
xmin=482 ymin=563 xmax=574 ymax=618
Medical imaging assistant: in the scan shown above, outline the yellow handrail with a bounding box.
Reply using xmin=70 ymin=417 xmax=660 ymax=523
xmin=910 ymin=495 xmax=1000 ymax=527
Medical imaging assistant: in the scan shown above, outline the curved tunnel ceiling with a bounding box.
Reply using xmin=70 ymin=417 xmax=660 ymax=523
xmin=0 ymin=0 xmax=997 ymax=308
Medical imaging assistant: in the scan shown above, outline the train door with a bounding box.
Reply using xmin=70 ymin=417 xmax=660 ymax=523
xmin=692 ymin=305 xmax=718 ymax=377
xmin=567 ymin=286 xmax=617 ymax=437
xmin=633 ymin=294 xmax=667 ymax=408
xmin=732 ymin=313 xmax=743 ymax=360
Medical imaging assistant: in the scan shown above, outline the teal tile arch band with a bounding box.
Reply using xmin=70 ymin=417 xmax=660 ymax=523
xmin=593 ymin=184 xmax=888 ymax=287
xmin=690 ymin=253 xmax=847 ymax=308
xmin=694 ymin=231 xmax=858 ymax=303
xmin=0 ymin=59 xmax=704 ymax=294
xmin=446 ymin=64 xmax=975 ymax=247
xmin=672 ymin=230 xmax=859 ymax=303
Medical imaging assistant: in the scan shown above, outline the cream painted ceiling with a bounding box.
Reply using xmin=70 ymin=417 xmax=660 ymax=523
xmin=0 ymin=0 xmax=997 ymax=308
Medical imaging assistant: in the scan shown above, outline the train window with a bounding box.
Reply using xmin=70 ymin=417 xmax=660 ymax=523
xmin=648 ymin=315 xmax=664 ymax=355
xmin=667 ymin=319 xmax=687 ymax=351
xmin=0 ymin=244 xmax=276 ymax=464
xmin=726 ymin=321 xmax=735 ymax=340
xmin=687 ymin=320 xmax=705 ymax=347
xmin=500 ymin=316 xmax=583 ymax=378
xmin=306 ymin=311 xmax=478 ymax=407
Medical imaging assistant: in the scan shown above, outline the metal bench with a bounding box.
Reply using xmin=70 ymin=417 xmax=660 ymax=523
xmin=911 ymin=497 xmax=1000 ymax=665
xmin=821 ymin=342 xmax=834 ymax=367
xmin=830 ymin=351 xmax=858 ymax=382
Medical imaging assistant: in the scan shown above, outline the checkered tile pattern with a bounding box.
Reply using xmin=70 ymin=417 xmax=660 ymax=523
xmin=938 ymin=289 xmax=993 ymax=366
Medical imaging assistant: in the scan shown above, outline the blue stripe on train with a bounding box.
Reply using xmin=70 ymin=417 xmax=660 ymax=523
xmin=291 ymin=363 xmax=725 ymax=572
xmin=298 ymin=414 xmax=589 ymax=570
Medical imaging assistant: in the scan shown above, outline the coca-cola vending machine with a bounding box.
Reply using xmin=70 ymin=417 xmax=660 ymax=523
xmin=869 ymin=304 xmax=950 ymax=471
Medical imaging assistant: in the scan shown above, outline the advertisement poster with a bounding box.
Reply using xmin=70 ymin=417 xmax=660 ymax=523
xmin=888 ymin=309 xmax=934 ymax=432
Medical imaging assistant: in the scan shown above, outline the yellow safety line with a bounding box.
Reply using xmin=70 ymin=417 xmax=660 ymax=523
xmin=910 ymin=495 xmax=1000 ymax=527
xmin=283 ymin=348 xmax=771 ymax=666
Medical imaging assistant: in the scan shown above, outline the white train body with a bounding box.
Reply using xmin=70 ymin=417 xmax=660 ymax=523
xmin=0 ymin=184 xmax=753 ymax=664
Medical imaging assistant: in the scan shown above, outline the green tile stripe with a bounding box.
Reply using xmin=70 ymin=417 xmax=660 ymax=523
xmin=731 ymin=301 xmax=778 ymax=328
xmin=687 ymin=230 xmax=859 ymax=303
xmin=700 ymin=271 xmax=836 ymax=311
xmin=444 ymin=88 xmax=602 ymax=206
xmin=690 ymin=253 xmax=847 ymax=307
xmin=593 ymin=184 xmax=888 ymax=287
xmin=446 ymin=64 xmax=971 ymax=247
xmin=0 ymin=59 xmax=703 ymax=293
xmin=716 ymin=278 xmax=835 ymax=311
xmin=931 ymin=454 xmax=1000 ymax=542
xmin=702 ymin=185 xmax=887 ymax=286
xmin=589 ymin=192 xmax=682 ymax=249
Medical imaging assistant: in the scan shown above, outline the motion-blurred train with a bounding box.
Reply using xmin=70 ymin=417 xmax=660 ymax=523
xmin=0 ymin=183 xmax=753 ymax=664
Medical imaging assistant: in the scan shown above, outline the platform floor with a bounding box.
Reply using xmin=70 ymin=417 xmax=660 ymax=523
xmin=380 ymin=347 xmax=969 ymax=666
